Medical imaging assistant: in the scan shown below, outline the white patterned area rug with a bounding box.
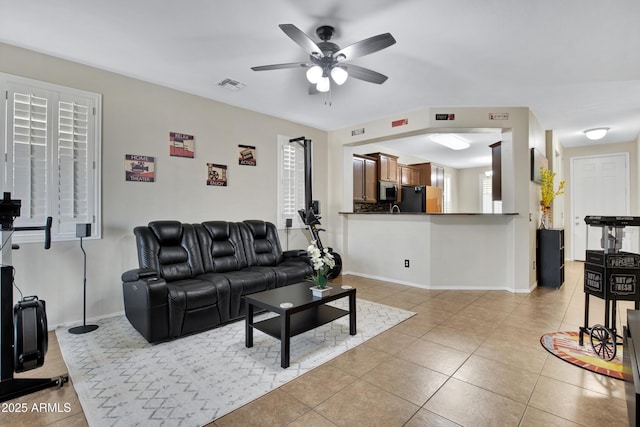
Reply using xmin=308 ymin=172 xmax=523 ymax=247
xmin=56 ymin=298 xmax=414 ymax=427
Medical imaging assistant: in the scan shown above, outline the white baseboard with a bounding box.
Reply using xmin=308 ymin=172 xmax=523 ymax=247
xmin=340 ymin=271 xmax=531 ymax=293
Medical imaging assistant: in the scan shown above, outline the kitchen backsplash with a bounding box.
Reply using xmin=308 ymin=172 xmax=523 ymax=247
xmin=353 ymin=202 xmax=391 ymax=213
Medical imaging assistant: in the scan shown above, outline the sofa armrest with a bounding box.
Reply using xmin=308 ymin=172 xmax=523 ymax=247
xmin=121 ymin=268 xmax=158 ymax=282
xmin=283 ymin=249 xmax=307 ymax=259
xmin=122 ymin=273 xmax=169 ymax=343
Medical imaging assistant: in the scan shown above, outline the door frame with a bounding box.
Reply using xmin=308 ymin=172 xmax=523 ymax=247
xmin=569 ymin=152 xmax=630 ymax=260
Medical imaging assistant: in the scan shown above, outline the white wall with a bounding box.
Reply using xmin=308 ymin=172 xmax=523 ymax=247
xmin=0 ymin=42 xmax=329 ymax=327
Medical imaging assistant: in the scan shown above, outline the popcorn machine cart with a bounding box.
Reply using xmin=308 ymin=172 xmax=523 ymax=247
xmin=580 ymin=216 xmax=640 ymax=360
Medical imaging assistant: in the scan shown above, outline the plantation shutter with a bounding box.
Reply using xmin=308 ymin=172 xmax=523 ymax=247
xmin=443 ymin=173 xmax=452 ymax=213
xmin=2 ymin=75 xmax=101 ymax=242
xmin=8 ymin=88 xmax=51 ymax=226
xmin=481 ymin=174 xmax=493 ymax=213
xmin=57 ymin=95 xmax=94 ymax=235
xmin=480 ymin=173 xmax=502 ymax=214
xmin=278 ymin=135 xmax=305 ymax=229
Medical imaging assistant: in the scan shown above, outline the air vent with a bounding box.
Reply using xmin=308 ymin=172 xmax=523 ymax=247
xmin=217 ymin=78 xmax=246 ymax=91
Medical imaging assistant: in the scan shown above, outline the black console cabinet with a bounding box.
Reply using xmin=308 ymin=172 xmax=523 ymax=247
xmin=537 ymin=229 xmax=565 ymax=288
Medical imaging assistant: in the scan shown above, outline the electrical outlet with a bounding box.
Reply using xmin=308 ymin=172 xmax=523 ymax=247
xmin=532 ymin=260 xmax=536 ymax=270
xmin=404 ymin=259 xmax=410 ymax=268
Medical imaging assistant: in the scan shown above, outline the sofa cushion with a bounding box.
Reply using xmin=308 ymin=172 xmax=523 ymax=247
xmin=240 ymin=220 xmax=313 ymax=286
xmin=196 ymin=222 xmax=249 ymax=272
xmin=135 ymin=221 xmax=204 ymax=281
xmin=198 ymin=270 xmax=268 ymax=319
xmin=165 ymin=279 xmax=221 ymax=337
xmin=241 ymin=220 xmax=283 ymax=266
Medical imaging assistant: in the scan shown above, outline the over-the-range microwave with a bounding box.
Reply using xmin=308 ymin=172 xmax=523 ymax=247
xmin=378 ymin=181 xmax=398 ymax=201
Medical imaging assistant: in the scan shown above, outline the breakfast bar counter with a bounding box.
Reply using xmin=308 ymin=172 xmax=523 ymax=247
xmin=337 ymin=212 xmax=528 ymax=293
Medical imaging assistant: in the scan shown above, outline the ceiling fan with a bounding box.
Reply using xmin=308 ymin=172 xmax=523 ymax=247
xmin=251 ymin=24 xmax=396 ymax=94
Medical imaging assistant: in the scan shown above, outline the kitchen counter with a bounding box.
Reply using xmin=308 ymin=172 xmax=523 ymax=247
xmin=338 ymin=211 xmax=529 ymax=292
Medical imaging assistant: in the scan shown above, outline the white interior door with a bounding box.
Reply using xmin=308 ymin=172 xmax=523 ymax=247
xmin=571 ymin=154 xmax=629 ymax=260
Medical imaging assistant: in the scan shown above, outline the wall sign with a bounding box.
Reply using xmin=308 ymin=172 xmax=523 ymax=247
xmin=125 ymin=154 xmax=155 ymax=182
xmin=169 ymin=132 xmax=195 ymax=158
xmin=207 ymin=163 xmax=227 ymax=186
xmin=435 ymin=114 xmax=455 ymax=120
xmin=489 ymin=113 xmax=509 ymax=120
xmin=238 ymin=145 xmax=256 ymax=166
xmin=352 ymin=128 xmax=365 ymax=136
xmin=392 ymin=118 xmax=408 ymax=128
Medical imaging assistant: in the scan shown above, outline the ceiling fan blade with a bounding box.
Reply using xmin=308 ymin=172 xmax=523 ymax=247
xmin=279 ymin=24 xmax=325 ymax=58
xmin=344 ymin=64 xmax=389 ymax=84
xmin=251 ymin=62 xmax=311 ymax=71
xmin=334 ymin=33 xmax=396 ymax=61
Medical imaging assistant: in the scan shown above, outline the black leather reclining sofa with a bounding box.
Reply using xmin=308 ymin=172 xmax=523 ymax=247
xmin=121 ymin=219 xmax=313 ymax=343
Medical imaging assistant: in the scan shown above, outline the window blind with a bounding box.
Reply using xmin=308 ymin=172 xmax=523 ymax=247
xmin=57 ymin=98 xmax=92 ymax=235
xmin=11 ymin=92 xmax=49 ymax=222
xmin=443 ymin=173 xmax=452 ymax=213
xmin=481 ymin=174 xmax=493 ymax=213
xmin=480 ymin=173 xmax=502 ymax=214
xmin=278 ymin=136 xmax=305 ymax=229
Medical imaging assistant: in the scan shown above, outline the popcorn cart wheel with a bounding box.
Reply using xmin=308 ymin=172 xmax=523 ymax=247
xmin=589 ymin=324 xmax=617 ymax=361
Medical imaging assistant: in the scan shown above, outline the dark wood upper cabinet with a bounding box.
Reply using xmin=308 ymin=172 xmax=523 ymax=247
xmin=366 ymin=152 xmax=398 ymax=182
xmin=490 ymin=141 xmax=502 ymax=201
xmin=353 ymin=155 xmax=377 ymax=203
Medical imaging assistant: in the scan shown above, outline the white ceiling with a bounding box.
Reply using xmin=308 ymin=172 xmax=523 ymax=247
xmin=2 ymin=0 xmax=639 ymax=162
xmin=371 ymin=131 xmax=503 ymax=169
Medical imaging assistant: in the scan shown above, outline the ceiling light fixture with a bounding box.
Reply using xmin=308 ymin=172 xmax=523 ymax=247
xmin=430 ymin=134 xmax=470 ymax=150
xmin=316 ymin=76 xmax=330 ymax=93
xmin=306 ymin=66 xmax=323 ymax=84
xmin=306 ymin=65 xmax=349 ymax=92
xmin=584 ymin=128 xmax=609 ymax=140
xmin=330 ymin=66 xmax=348 ymax=85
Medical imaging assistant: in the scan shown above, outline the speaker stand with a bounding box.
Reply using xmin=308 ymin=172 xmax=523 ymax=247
xmin=68 ymin=236 xmax=98 ymax=334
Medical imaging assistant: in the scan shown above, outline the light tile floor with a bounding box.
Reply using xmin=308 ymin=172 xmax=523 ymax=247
xmin=1 ymin=261 xmax=631 ymax=426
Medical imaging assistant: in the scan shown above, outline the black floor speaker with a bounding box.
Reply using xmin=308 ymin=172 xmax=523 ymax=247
xmin=13 ymin=296 xmax=48 ymax=373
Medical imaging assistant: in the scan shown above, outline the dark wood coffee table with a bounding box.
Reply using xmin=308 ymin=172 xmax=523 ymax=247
xmin=245 ymin=281 xmax=356 ymax=368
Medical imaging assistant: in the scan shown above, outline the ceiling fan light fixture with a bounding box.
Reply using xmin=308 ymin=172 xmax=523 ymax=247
xmin=316 ymin=76 xmax=330 ymax=92
xmin=430 ymin=134 xmax=470 ymax=150
xmin=584 ymin=127 xmax=609 ymax=140
xmin=330 ymin=66 xmax=348 ymax=85
xmin=306 ymin=65 xmax=323 ymax=84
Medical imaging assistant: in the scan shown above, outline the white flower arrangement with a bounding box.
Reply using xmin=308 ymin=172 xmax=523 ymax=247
xmin=306 ymin=240 xmax=335 ymax=288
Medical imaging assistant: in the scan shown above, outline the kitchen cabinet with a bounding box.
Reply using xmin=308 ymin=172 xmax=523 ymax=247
xmin=353 ymin=155 xmax=377 ymax=203
xmin=426 ymin=186 xmax=443 ymax=212
xmin=411 ymin=162 xmax=444 ymax=188
xmin=490 ymin=141 xmax=502 ymax=201
xmin=367 ymin=152 xmax=398 ymax=182
xmin=399 ymin=165 xmax=420 ymax=186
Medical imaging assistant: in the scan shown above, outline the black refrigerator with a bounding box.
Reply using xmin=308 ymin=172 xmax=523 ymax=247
xmin=399 ymin=185 xmax=426 ymax=212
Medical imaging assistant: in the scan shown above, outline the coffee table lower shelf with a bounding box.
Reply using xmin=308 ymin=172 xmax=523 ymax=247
xmin=252 ymin=305 xmax=349 ymax=339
